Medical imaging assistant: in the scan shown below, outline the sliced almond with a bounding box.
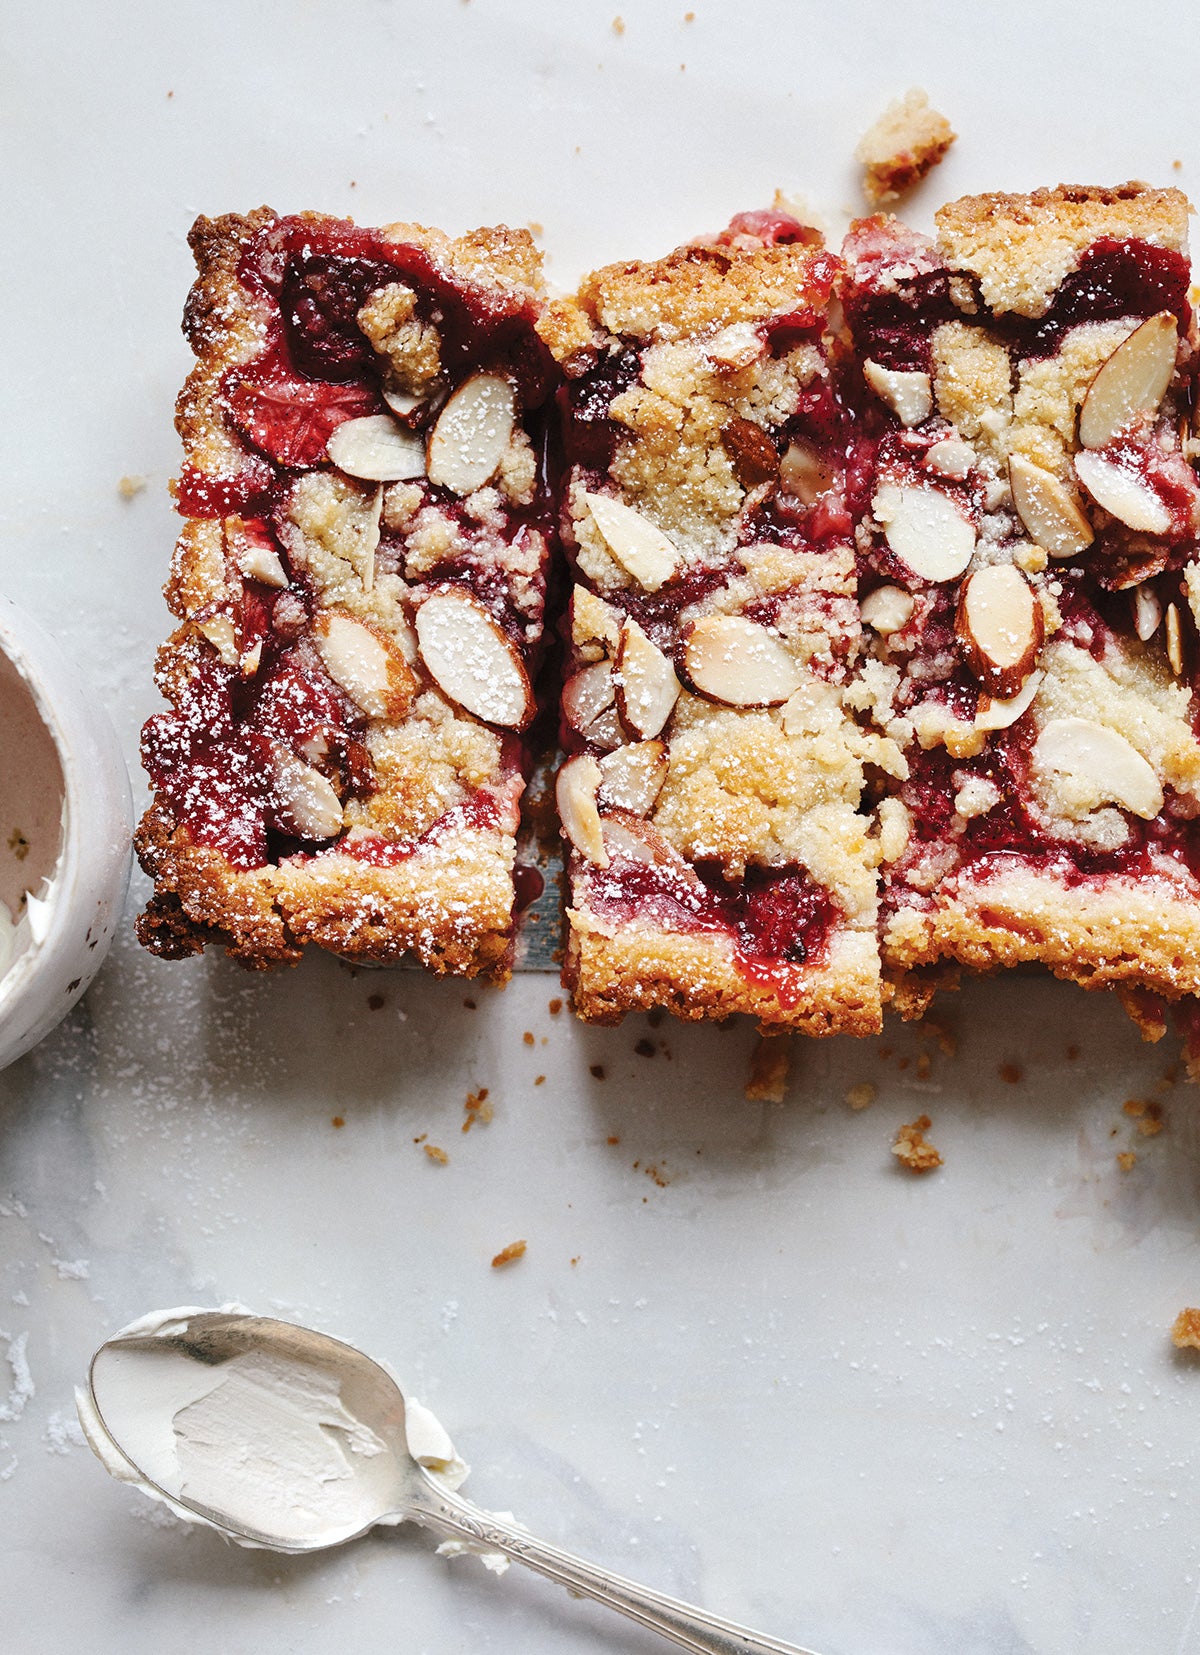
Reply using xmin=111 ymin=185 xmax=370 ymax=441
xmin=1167 ymin=602 xmax=1184 ymax=675
xmin=326 ymin=414 xmax=427 ymax=481
xmin=414 ymin=588 xmax=534 ymax=729
xmin=582 ymin=704 xmax=626 ymax=753
xmin=955 ymin=563 xmax=1043 ymax=699
xmin=614 ymin=619 xmax=680 ymax=739
xmin=1079 ymin=312 xmax=1178 ymax=450
xmin=600 ymin=809 xmax=700 ymax=879
xmin=227 ymin=521 xmax=288 ymax=588
xmin=1008 ymin=455 xmax=1094 ymax=560
xmin=313 ymin=612 xmax=415 ymax=720
xmin=426 ymin=373 xmax=516 ymax=495
xmin=556 ymin=754 xmax=608 ymax=866
xmin=683 ymin=614 xmax=801 ymax=707
xmin=779 ymin=441 xmax=835 ymax=505
xmin=974 ymin=669 xmax=1043 ymax=733
xmin=860 ymin=584 xmax=915 ymax=636
xmin=196 ymin=614 xmax=238 ymax=668
xmin=381 ymin=386 xmax=424 ymax=420
xmin=562 ymin=661 xmax=617 ymax=737
xmin=863 ymin=360 xmax=933 ymax=427
xmin=1033 ymin=716 xmax=1163 ymax=819
xmin=1133 ymin=585 xmax=1163 ymax=642
xmin=584 ymin=492 xmax=680 ymax=591
xmin=1074 ymin=450 xmax=1173 ymax=536
xmin=705 ymin=322 xmax=764 ymax=370
xmin=925 ymin=438 xmax=974 ymax=480
xmin=598 ymin=741 xmax=669 ymax=815
xmin=269 ymin=744 xmax=344 ymax=841
xmin=872 ymin=483 xmax=976 ymax=583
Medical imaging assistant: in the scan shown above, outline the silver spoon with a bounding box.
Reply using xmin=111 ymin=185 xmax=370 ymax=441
xmin=79 ymin=1308 xmax=820 ymax=1655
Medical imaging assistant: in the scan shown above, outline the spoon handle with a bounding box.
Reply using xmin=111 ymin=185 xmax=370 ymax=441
xmin=407 ymin=1468 xmax=819 ymax=1655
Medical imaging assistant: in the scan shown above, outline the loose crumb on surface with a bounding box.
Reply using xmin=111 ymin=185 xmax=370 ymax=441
xmin=607 ymin=1134 xmax=620 ymax=1146
xmin=548 ymin=998 xmax=563 ymax=1016
xmin=845 ymin=1081 xmax=876 ymax=1112
xmin=522 ymin=1030 xmax=535 ymax=1046
xmin=534 ymin=1074 xmax=546 ymax=1086
xmin=462 ymin=1087 xmax=492 ymax=1132
xmin=892 ymin=1113 xmax=942 ymax=1173
xmin=367 ymin=993 xmax=384 ymax=1010
xmin=1138 ymin=1105 xmax=1166 ymax=1138
xmin=915 ymin=1051 xmax=932 ymax=1081
xmin=331 ymin=1115 xmax=345 ymax=1129
xmin=590 ymin=1063 xmax=606 ymax=1080
xmin=611 ymin=14 xmax=625 ymax=33
xmin=999 ymin=1062 xmax=1023 ymax=1085
xmin=491 ymin=1240 xmax=527 ymax=1269
xmin=1117 ymin=1150 xmax=1137 ymax=1172
xmin=118 ymin=474 xmax=147 ymax=499
xmin=424 ymin=1143 xmax=448 ymax=1165
xmin=463 ymin=998 xmax=477 ymax=1010
xmin=1172 ymin=1308 xmax=1200 ymax=1349
xmin=745 ymin=1033 xmax=791 ymax=1102
xmin=634 ymin=1037 xmax=656 ymax=1058
xmin=855 ymin=88 xmax=955 ymax=205
xmin=922 ymin=1017 xmax=957 ymax=1057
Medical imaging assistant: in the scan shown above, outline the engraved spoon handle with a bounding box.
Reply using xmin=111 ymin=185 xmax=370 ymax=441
xmin=406 ymin=1467 xmax=821 ymax=1655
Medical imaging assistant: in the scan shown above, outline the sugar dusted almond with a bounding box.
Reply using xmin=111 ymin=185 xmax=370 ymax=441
xmin=1074 ymin=450 xmax=1172 ymax=536
xmin=1034 ymin=716 xmax=1163 ymax=819
xmin=427 ymin=373 xmax=516 ymax=495
xmin=1133 ymin=585 xmax=1163 ymax=642
xmin=327 ymin=414 xmax=427 ymax=481
xmin=1008 ymin=454 xmax=1094 ymax=559
xmin=582 ymin=704 xmax=626 ymax=753
xmin=925 ymin=438 xmax=974 ymax=480
xmin=614 ymin=618 xmax=680 ymax=739
xmin=600 ymin=809 xmax=700 ymax=878
xmin=313 ymin=611 xmax=415 ymax=720
xmin=863 ymin=360 xmax=933 ymax=427
xmin=706 ymin=322 xmax=764 ymax=370
xmin=269 ymin=744 xmax=344 ymax=841
xmin=955 ymin=563 xmax=1043 ymax=698
xmin=227 ymin=521 xmax=288 ymax=588
xmin=779 ymin=441 xmax=835 ymax=505
xmin=860 ymin=583 xmax=915 ymax=636
xmin=556 ymin=754 xmax=608 ymax=866
xmin=562 ymin=661 xmax=617 ymax=736
xmin=683 ymin=614 xmax=802 ymax=707
xmin=598 ymin=741 xmax=669 ymax=815
xmin=1079 ymin=312 xmax=1178 ymax=450
xmin=415 ymin=588 xmax=534 ymax=729
xmin=974 ymin=669 xmax=1042 ymax=733
xmin=196 ymin=614 xmax=238 ymax=667
xmin=1167 ymin=601 xmax=1184 ymax=675
xmin=872 ymin=483 xmax=975 ymax=582
xmin=584 ymin=492 xmax=680 ymax=591
xmin=723 ymin=417 xmax=780 ymax=489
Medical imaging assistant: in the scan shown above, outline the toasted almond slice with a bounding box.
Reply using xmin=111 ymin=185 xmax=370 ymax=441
xmin=1167 ymin=602 xmax=1184 ymax=675
xmin=925 ymin=438 xmax=974 ymax=480
xmin=196 ymin=614 xmax=238 ymax=668
xmin=974 ymin=669 xmax=1043 ymax=733
xmin=860 ymin=584 xmax=915 ymax=636
xmin=779 ymin=441 xmax=835 ymax=505
xmin=313 ymin=612 xmax=416 ymax=720
xmin=1074 ymin=450 xmax=1173 ymax=535
xmin=1033 ymin=716 xmax=1163 ymax=819
xmin=614 ymin=619 xmax=680 ymax=739
xmin=426 ymin=373 xmax=516 ymax=495
xmin=414 ymin=589 xmax=534 ymax=729
xmin=683 ymin=614 xmax=802 ymax=707
xmin=1079 ymin=312 xmax=1179 ymax=450
xmin=1008 ymin=455 xmax=1094 ymax=559
xmin=872 ymin=483 xmax=976 ymax=582
xmin=326 ymin=414 xmax=427 ymax=481
xmin=269 ymin=743 xmax=344 ymax=840
xmin=582 ymin=704 xmax=626 ymax=753
xmin=598 ymin=741 xmax=669 ymax=815
xmin=863 ymin=360 xmax=933 ymax=427
xmin=227 ymin=521 xmax=289 ymax=588
xmin=1133 ymin=585 xmax=1163 ymax=642
xmin=955 ymin=563 xmax=1044 ymax=698
xmin=584 ymin=492 xmax=680 ymax=591
xmin=381 ymin=386 xmax=424 ymax=420
xmin=723 ymin=417 xmax=780 ymax=489
xmin=556 ymin=754 xmax=608 ymax=866
xmin=562 ymin=661 xmax=617 ymax=736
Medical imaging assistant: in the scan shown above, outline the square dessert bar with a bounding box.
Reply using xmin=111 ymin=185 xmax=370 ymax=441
xmin=136 ymin=209 xmax=557 ymax=975
xmin=539 ymin=212 xmax=901 ymax=1033
xmin=840 ymin=183 xmax=1200 ymax=1007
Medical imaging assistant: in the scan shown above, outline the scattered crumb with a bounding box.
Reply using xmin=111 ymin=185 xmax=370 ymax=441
xmin=1174 ymin=159 xmax=1184 ymax=171
xmin=898 ymin=1056 xmax=910 ymax=1072
xmin=1137 ymin=1104 xmax=1165 ymax=1138
xmin=915 ymin=1051 xmax=932 ymax=1081
xmin=878 ymin=1044 xmax=893 ymax=1059
xmin=1123 ymin=1099 xmax=1148 ymax=1117
xmin=522 ymin=1030 xmax=535 ymax=1047
xmin=1116 ymin=1150 xmax=1137 ymax=1172
xmin=1172 ymin=1308 xmax=1200 ymax=1349
xmin=548 ymin=998 xmax=563 ymax=1016
xmin=463 ymin=998 xmax=477 ymax=1010
xmin=607 ymin=1134 xmax=620 ymax=1146
xmin=684 ymin=8 xmax=695 ymax=18
xmin=611 ymin=15 xmax=625 ymax=34
xmin=845 ymin=1082 xmax=876 ymax=1112
xmin=331 ymin=1115 xmax=345 ymax=1129
xmin=744 ymin=1033 xmax=791 ymax=1102
xmin=634 ymin=1037 xmax=656 ymax=1058
xmin=534 ymin=1075 xmax=545 ymax=1086
xmin=491 ymin=1240 xmax=526 ymax=1269
xmin=118 ymin=474 xmax=147 ymax=499
xmin=367 ymin=993 xmax=384 ymax=1011
xmin=424 ymin=1144 xmax=448 ymax=1165
xmin=1066 ymin=1044 xmax=1080 ymax=1061
xmin=999 ymin=1063 xmax=1022 ymax=1085
xmin=527 ymin=220 xmax=544 ymax=238
xmin=855 ymin=88 xmax=955 ymax=205
xmin=892 ymin=1114 xmax=942 ymax=1173
xmin=590 ymin=1064 xmax=606 ymax=1080
xmin=8 ymin=831 xmax=29 ymax=861
xmin=413 ymin=1132 xmax=427 ymax=1144
xmin=570 ymin=1256 xmax=580 ymax=1267
xmin=462 ymin=1087 xmax=493 ymax=1132
xmin=922 ymin=1017 xmax=957 ymax=1057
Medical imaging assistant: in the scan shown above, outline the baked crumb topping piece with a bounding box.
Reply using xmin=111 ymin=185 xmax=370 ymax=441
xmin=855 ymin=89 xmax=956 ymax=206
xmin=136 ymin=210 xmax=556 ymax=975
xmin=542 ymin=212 xmax=891 ymax=1034
xmin=840 ymin=183 xmax=1200 ymax=1008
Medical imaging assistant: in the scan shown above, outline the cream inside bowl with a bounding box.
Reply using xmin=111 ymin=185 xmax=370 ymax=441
xmin=0 ymin=594 xmax=133 ymax=1070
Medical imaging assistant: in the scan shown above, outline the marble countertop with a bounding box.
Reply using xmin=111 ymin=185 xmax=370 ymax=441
xmin=3 ymin=4 xmax=1200 ymax=1651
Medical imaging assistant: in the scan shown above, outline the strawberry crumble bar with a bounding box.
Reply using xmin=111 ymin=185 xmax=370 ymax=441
xmin=136 ymin=209 xmax=556 ymax=974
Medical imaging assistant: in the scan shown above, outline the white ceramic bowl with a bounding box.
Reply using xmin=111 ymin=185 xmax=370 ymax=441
xmin=0 ymin=594 xmax=133 ymax=1069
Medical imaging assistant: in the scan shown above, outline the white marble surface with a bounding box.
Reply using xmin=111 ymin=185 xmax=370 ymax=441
xmin=4 ymin=3 xmax=1200 ymax=1651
